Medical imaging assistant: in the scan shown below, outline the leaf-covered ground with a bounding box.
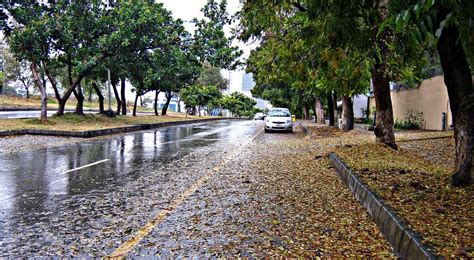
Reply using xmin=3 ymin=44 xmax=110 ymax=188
xmin=309 ymin=124 xmax=474 ymax=258
xmin=128 ymin=125 xmax=395 ymax=257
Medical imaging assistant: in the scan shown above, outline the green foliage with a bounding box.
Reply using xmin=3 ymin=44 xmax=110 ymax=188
xmin=394 ymin=109 xmax=424 ymax=130
xmin=362 ymin=117 xmax=374 ymax=125
xmin=1 ymin=85 xmax=18 ymax=96
xmin=221 ymin=92 xmax=256 ymax=117
xmin=384 ymin=0 xmax=474 ymax=65
xmin=239 ymin=0 xmax=426 ymax=116
xmin=181 ymin=85 xmax=222 ymax=111
xmin=192 ymin=0 xmax=242 ymax=70
xmin=3 ymin=0 xmax=241 ymax=116
xmin=194 ymin=62 xmax=229 ymax=91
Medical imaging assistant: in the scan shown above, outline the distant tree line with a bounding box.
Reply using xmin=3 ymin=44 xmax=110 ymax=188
xmin=1 ymin=0 xmax=241 ymax=118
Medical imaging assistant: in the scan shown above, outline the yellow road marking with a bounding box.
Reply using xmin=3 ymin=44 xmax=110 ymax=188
xmin=108 ymin=128 xmax=263 ymax=258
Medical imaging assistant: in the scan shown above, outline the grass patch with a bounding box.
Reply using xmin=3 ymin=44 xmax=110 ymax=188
xmin=335 ymin=142 xmax=473 ymax=258
xmin=0 ymin=112 xmax=216 ymax=131
xmin=24 ymin=118 xmax=57 ymax=126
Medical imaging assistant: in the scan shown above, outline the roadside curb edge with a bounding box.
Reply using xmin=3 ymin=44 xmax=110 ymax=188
xmin=328 ymin=152 xmax=440 ymax=259
xmin=299 ymin=122 xmax=311 ymax=136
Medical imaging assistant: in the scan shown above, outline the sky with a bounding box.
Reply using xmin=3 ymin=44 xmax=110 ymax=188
xmin=159 ymin=0 xmax=257 ymax=93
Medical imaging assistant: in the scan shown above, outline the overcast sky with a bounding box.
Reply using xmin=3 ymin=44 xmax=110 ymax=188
xmin=159 ymin=0 xmax=257 ymax=93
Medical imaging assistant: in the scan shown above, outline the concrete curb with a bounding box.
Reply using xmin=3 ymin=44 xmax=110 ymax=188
xmin=328 ymin=153 xmax=440 ymax=259
xmin=0 ymin=117 xmax=244 ymax=138
xmin=299 ymin=122 xmax=311 ymax=135
xmin=397 ymin=135 xmax=453 ymax=143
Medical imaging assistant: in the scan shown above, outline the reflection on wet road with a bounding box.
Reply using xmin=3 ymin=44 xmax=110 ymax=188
xmin=0 ymin=119 xmax=261 ymax=255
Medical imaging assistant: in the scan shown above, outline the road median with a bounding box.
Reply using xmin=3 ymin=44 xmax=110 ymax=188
xmin=0 ymin=114 xmax=245 ymax=138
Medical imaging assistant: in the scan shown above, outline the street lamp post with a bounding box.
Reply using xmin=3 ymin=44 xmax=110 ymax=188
xmin=107 ymin=68 xmax=111 ymax=111
xmin=105 ymin=0 xmax=114 ymax=117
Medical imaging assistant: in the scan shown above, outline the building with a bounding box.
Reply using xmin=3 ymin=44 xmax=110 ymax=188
xmin=240 ymin=73 xmax=271 ymax=110
xmin=336 ymin=94 xmax=369 ymax=123
xmin=369 ymin=76 xmax=453 ymax=130
xmin=153 ymin=92 xmax=184 ymax=113
xmin=241 ymin=73 xmax=255 ymax=92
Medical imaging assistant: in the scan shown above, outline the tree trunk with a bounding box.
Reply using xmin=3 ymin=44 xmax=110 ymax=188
xmin=161 ymin=91 xmax=172 ymax=116
xmin=340 ymin=96 xmax=354 ymax=131
xmin=133 ymin=92 xmax=139 ymax=117
xmin=332 ymin=92 xmax=339 ymax=128
xmin=176 ymin=96 xmax=181 ymax=113
xmin=303 ymin=105 xmax=310 ymax=120
xmin=43 ymin=62 xmax=61 ymax=103
xmin=0 ymin=85 xmax=2 ymax=94
xmin=92 ymin=82 xmax=104 ymax=114
xmin=154 ymin=90 xmax=160 ymax=116
xmin=56 ymin=77 xmax=83 ymax=116
xmin=315 ymin=98 xmax=325 ymax=124
xmin=366 ymin=94 xmax=371 ymax=120
xmin=88 ymin=88 xmax=92 ymax=103
xmin=198 ymin=105 xmax=201 ymax=117
xmin=25 ymin=86 xmax=29 ymax=100
xmin=112 ymin=82 xmax=121 ymax=115
xmin=370 ymin=27 xmax=397 ymax=149
xmin=437 ymin=14 xmax=474 ymax=186
xmin=371 ymin=67 xmax=396 ymax=149
xmin=75 ymin=81 xmax=84 ymax=115
xmin=30 ymin=62 xmax=47 ymax=120
xmin=121 ymin=78 xmax=127 ymax=115
xmin=139 ymin=95 xmax=143 ymax=107
xmin=327 ymin=94 xmax=335 ymax=126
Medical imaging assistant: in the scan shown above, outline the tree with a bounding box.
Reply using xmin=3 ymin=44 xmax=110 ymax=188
xmin=181 ymin=85 xmax=222 ymax=117
xmin=193 ymin=62 xmax=229 ymax=91
xmin=165 ymin=0 xmax=242 ymax=115
xmin=192 ymin=0 xmax=242 ymax=70
xmin=4 ymin=1 xmax=179 ymax=119
xmin=3 ymin=46 xmax=33 ymax=100
xmin=239 ymin=0 xmax=425 ymax=142
xmin=222 ymin=92 xmax=257 ymax=117
xmin=385 ymin=0 xmax=473 ymax=185
xmin=3 ymin=2 xmax=50 ymax=119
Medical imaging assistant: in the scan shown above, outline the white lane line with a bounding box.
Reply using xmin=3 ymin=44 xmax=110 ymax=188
xmin=61 ymin=159 xmax=110 ymax=174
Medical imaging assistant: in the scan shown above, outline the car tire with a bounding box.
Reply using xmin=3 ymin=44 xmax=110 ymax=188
xmin=264 ymin=128 xmax=269 ymax=133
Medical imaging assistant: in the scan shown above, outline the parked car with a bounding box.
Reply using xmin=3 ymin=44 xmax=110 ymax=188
xmin=264 ymin=108 xmax=293 ymax=133
xmin=254 ymin=112 xmax=265 ymax=120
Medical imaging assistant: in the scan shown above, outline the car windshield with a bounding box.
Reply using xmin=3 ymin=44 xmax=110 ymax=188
xmin=268 ymin=110 xmax=290 ymax=117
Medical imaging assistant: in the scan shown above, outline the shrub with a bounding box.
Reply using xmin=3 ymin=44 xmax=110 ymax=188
xmin=394 ymin=109 xmax=424 ymax=130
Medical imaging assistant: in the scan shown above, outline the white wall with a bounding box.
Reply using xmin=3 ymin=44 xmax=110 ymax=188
xmin=353 ymin=94 xmax=368 ymax=119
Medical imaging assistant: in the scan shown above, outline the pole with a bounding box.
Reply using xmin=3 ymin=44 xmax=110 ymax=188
xmin=107 ymin=68 xmax=111 ymax=111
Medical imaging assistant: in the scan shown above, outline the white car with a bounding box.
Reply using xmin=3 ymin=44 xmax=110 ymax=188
xmin=264 ymin=108 xmax=293 ymax=133
xmin=254 ymin=112 xmax=265 ymax=120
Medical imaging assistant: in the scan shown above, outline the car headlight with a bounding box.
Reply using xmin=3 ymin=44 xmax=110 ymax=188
xmin=286 ymin=119 xmax=292 ymax=123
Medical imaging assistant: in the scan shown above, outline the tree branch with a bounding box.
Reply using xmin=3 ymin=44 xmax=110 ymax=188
xmin=292 ymin=1 xmax=308 ymax=12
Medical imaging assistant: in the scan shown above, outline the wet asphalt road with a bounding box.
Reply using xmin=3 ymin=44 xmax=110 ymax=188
xmin=0 ymin=110 xmax=59 ymax=119
xmin=0 ymin=119 xmax=263 ymax=256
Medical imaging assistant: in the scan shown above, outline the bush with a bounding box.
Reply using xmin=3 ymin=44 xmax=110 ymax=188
xmin=361 ymin=117 xmax=374 ymax=125
xmin=1 ymin=85 xmax=19 ymax=96
xmin=394 ymin=109 xmax=424 ymax=130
